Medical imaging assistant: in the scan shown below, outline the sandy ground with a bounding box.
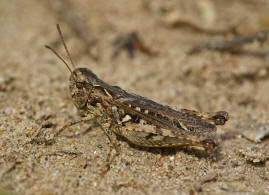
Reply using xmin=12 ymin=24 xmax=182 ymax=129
xmin=0 ymin=0 xmax=269 ymax=194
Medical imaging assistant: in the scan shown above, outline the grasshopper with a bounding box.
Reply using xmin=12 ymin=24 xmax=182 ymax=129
xmin=45 ymin=24 xmax=229 ymax=152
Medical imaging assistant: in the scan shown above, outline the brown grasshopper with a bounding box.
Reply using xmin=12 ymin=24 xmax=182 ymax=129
xmin=45 ymin=24 xmax=229 ymax=152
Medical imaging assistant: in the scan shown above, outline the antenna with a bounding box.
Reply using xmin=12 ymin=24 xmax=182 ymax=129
xmin=45 ymin=45 xmax=73 ymax=73
xmin=56 ymin=24 xmax=76 ymax=70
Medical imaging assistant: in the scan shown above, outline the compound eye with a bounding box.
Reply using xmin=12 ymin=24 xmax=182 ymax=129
xmin=76 ymin=82 xmax=84 ymax=89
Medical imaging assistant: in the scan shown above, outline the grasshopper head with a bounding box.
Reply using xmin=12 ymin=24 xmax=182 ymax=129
xmin=69 ymin=68 xmax=98 ymax=109
xmin=45 ymin=25 xmax=101 ymax=110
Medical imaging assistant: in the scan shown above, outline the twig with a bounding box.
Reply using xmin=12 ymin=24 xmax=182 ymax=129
xmin=189 ymin=30 xmax=269 ymax=54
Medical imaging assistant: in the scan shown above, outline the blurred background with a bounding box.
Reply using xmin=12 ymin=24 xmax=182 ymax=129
xmin=0 ymin=0 xmax=269 ymax=194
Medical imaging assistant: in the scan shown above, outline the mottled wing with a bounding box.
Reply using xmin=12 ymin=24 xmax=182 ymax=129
xmin=103 ymin=85 xmax=217 ymax=136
